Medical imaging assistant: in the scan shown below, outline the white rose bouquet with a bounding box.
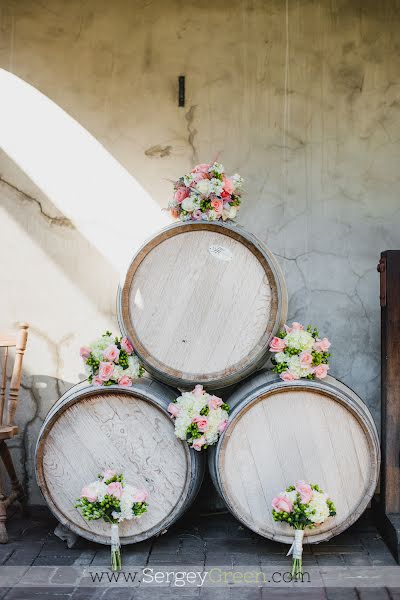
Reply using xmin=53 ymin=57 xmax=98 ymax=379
xmin=272 ymin=481 xmax=336 ymax=579
xmin=168 ymin=385 xmax=230 ymax=451
xmin=269 ymin=322 xmax=331 ymax=381
xmin=76 ymin=469 xmax=148 ymax=571
xmin=80 ymin=331 xmax=144 ymax=387
xmin=168 ymin=161 xmax=243 ymax=222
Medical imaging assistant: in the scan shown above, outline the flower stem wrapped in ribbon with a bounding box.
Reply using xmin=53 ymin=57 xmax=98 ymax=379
xmin=272 ymin=482 xmax=336 ymax=579
xmin=75 ymin=470 xmax=148 ymax=571
xmin=168 ymin=161 xmax=244 ymax=222
xmin=168 ymin=385 xmax=230 ymax=451
xmin=269 ymin=322 xmax=331 ymax=381
xmin=80 ymin=331 xmax=144 ymax=387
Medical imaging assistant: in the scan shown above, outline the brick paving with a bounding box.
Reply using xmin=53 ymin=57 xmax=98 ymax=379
xmin=0 ymin=505 xmax=399 ymax=599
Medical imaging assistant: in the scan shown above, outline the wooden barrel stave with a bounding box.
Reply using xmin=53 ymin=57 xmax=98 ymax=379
xmin=36 ymin=379 xmax=204 ymax=545
xmin=208 ymin=372 xmax=380 ymax=544
xmin=117 ymin=222 xmax=287 ymax=390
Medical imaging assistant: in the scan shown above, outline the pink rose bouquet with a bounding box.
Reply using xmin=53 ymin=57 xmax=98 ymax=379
xmin=75 ymin=470 xmax=149 ymax=571
xmin=272 ymin=482 xmax=336 ymax=579
xmin=168 ymin=161 xmax=244 ymax=222
xmin=80 ymin=331 xmax=144 ymax=387
xmin=269 ymin=323 xmax=331 ymax=381
xmin=168 ymin=384 xmax=230 ymax=451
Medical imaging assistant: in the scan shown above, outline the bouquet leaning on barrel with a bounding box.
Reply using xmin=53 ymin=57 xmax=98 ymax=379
xmin=76 ymin=470 xmax=148 ymax=571
xmin=272 ymin=481 xmax=336 ymax=579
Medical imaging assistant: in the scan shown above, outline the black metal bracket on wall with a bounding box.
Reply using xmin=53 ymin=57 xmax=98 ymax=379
xmin=374 ymin=250 xmax=400 ymax=563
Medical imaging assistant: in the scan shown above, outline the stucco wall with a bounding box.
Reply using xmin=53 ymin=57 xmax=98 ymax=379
xmin=1 ymin=0 xmax=400 ymax=503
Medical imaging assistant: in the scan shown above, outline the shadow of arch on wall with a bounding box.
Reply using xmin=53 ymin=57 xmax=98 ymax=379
xmin=0 ymin=69 xmax=171 ymax=286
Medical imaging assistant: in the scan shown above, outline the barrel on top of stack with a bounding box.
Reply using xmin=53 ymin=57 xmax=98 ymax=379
xmin=35 ymin=379 xmax=204 ymax=545
xmin=117 ymin=222 xmax=288 ymax=390
xmin=209 ymin=371 xmax=380 ymax=544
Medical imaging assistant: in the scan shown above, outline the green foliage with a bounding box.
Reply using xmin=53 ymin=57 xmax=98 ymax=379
xmin=200 ymin=405 xmax=210 ymax=416
xmin=272 ymin=360 xmax=288 ymax=374
xmin=133 ymin=502 xmax=148 ymax=517
xmin=186 ymin=423 xmax=202 ymax=440
xmin=221 ymin=402 xmax=230 ymax=413
xmin=306 ymin=325 xmax=319 ymax=339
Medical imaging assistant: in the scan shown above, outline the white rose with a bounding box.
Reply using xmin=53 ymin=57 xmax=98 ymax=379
xmin=222 ymin=206 xmax=237 ymax=221
xmin=181 ymin=196 xmax=200 ymax=212
xmin=196 ymin=179 xmax=211 ymax=196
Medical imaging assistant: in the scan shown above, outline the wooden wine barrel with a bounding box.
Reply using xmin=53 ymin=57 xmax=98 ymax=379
xmin=117 ymin=222 xmax=287 ymax=389
xmin=36 ymin=378 xmax=204 ymax=545
xmin=208 ymin=371 xmax=380 ymax=544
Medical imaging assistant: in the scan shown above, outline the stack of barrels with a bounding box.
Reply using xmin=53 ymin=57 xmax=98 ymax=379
xmin=36 ymin=222 xmax=379 ymax=545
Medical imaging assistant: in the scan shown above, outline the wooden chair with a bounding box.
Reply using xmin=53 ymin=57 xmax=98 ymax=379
xmin=0 ymin=323 xmax=29 ymax=543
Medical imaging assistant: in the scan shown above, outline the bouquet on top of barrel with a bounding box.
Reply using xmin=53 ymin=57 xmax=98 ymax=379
xmin=80 ymin=331 xmax=144 ymax=387
xmin=76 ymin=469 xmax=148 ymax=571
xmin=168 ymin=385 xmax=230 ymax=451
xmin=272 ymin=481 xmax=336 ymax=580
xmin=269 ymin=322 xmax=331 ymax=381
xmin=168 ymin=161 xmax=244 ymax=222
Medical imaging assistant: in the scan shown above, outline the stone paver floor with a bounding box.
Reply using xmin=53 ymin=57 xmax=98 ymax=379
xmin=0 ymin=506 xmax=399 ymax=599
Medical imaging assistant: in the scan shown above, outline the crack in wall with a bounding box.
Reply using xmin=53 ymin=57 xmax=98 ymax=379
xmin=0 ymin=176 xmax=74 ymax=229
xmin=185 ymin=105 xmax=198 ymax=165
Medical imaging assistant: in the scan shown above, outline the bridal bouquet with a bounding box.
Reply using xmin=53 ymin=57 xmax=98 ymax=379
xmin=272 ymin=481 xmax=336 ymax=579
xmin=269 ymin=322 xmax=331 ymax=381
xmin=168 ymin=385 xmax=230 ymax=451
xmin=76 ymin=470 xmax=148 ymax=571
xmin=168 ymin=161 xmax=244 ymax=222
xmin=80 ymin=331 xmax=144 ymax=386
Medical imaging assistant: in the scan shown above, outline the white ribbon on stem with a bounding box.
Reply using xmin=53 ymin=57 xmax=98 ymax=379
xmin=287 ymin=529 xmax=304 ymax=559
xmin=111 ymin=523 xmax=120 ymax=548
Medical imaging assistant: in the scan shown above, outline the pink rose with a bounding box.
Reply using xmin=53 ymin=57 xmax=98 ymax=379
xmin=211 ymin=199 xmax=223 ymax=214
xmin=313 ymin=338 xmax=331 ymax=353
xmin=103 ymin=344 xmax=120 ymax=362
xmin=295 ymin=481 xmax=313 ymax=504
xmin=192 ymin=172 xmax=208 ymax=183
xmin=192 ymin=209 xmax=203 ymax=221
xmin=98 ymin=361 xmax=114 ymax=382
xmin=193 ymin=384 xmax=204 ymax=398
xmin=121 ymin=337 xmax=133 ymax=355
xmin=272 ymin=493 xmax=293 ymax=513
xmin=218 ymin=419 xmax=228 ymax=433
xmin=118 ymin=375 xmax=132 ymax=387
xmin=174 ymin=187 xmax=189 ymax=203
xmin=270 ymin=337 xmax=286 ymax=352
xmin=192 ymin=415 xmax=208 ymax=432
xmin=192 ymin=163 xmax=211 ymax=174
xmin=81 ymin=486 xmax=98 ymax=502
xmin=208 ymin=395 xmax=223 ymax=410
xmin=299 ymin=351 xmax=313 ymax=367
xmin=280 ymin=370 xmax=299 ymax=381
xmin=102 ymin=469 xmax=116 ymax=480
xmin=222 ymin=176 xmax=235 ymax=195
xmin=92 ymin=375 xmax=104 ymax=386
xmin=192 ymin=436 xmax=206 ymax=451
xmin=284 ymin=322 xmax=304 ymax=334
xmin=80 ymin=346 xmax=91 ymax=359
xmin=313 ymin=364 xmax=329 ymax=379
xmin=107 ymin=481 xmax=123 ymax=499
xmin=132 ymin=489 xmax=148 ymax=503
xmin=167 ymin=402 xmax=180 ymax=417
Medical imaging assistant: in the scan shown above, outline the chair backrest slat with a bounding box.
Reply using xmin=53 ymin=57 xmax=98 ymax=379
xmin=0 ymin=324 xmax=29 ymax=428
xmin=0 ymin=347 xmax=8 ymax=426
xmin=8 ymin=324 xmax=29 ymax=427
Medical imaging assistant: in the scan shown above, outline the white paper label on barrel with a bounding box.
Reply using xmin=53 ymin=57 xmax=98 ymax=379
xmin=208 ymin=245 xmax=233 ymax=261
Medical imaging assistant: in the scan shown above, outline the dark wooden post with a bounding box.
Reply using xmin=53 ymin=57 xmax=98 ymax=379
xmin=376 ymin=251 xmax=400 ymax=561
